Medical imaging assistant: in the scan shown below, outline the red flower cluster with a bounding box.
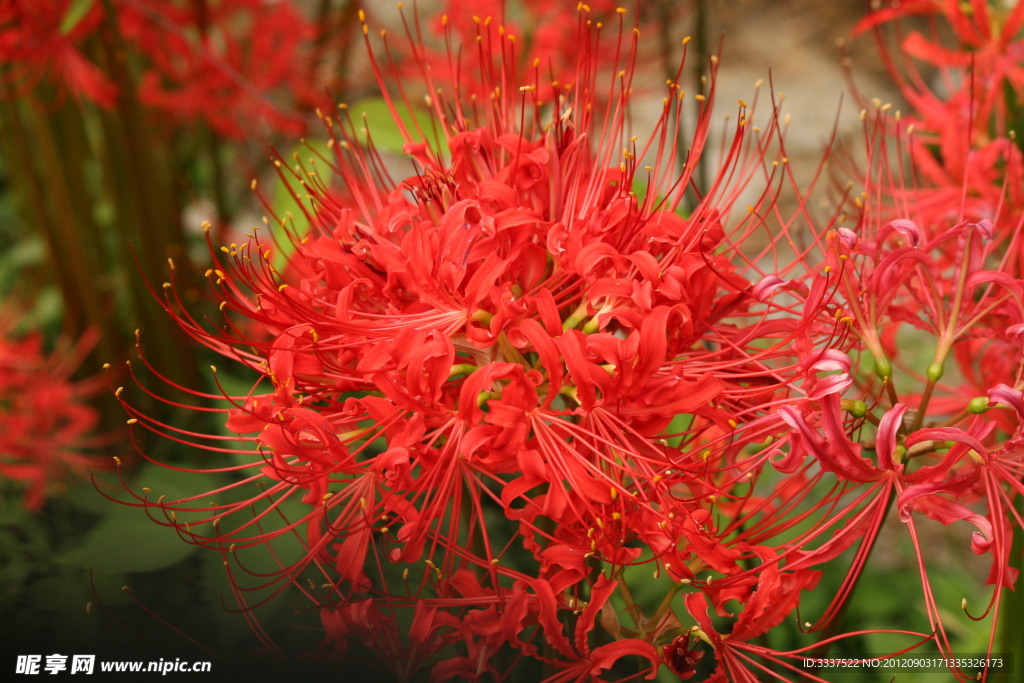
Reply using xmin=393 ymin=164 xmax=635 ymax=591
xmin=408 ymin=0 xmax=655 ymax=104
xmin=111 ymin=2 xmax=1023 ymax=681
xmin=0 ymin=0 xmax=320 ymax=137
xmin=0 ymin=312 xmax=107 ymax=511
xmin=855 ymin=0 xmax=1024 ymax=251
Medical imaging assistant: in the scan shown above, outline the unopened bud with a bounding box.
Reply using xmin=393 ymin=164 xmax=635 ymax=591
xmin=968 ymin=397 xmax=990 ymax=414
xmin=843 ymin=399 xmax=867 ymax=418
xmin=874 ymin=355 xmax=892 ymax=380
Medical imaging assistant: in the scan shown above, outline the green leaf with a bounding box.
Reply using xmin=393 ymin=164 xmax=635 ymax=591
xmin=58 ymin=465 xmax=227 ymax=574
xmin=58 ymin=505 xmax=200 ymax=574
xmin=349 ymin=97 xmax=447 ymax=155
xmin=59 ymin=0 xmax=96 ymax=35
xmin=664 ymin=412 xmax=694 ymax=448
xmin=198 ymin=493 xmax=314 ymax=651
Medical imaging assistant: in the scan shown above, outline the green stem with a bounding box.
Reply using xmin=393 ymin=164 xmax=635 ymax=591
xmin=95 ymin=2 xmax=201 ymax=392
xmin=993 ymin=495 xmax=1023 ymax=683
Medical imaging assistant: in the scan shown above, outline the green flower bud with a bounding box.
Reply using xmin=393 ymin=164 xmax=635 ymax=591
xmin=874 ymin=355 xmax=892 ymax=380
xmin=968 ymin=396 xmax=990 ymax=414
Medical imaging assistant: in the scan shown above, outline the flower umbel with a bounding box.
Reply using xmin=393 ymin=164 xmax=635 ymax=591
xmin=0 ymin=309 xmax=108 ymax=510
xmin=107 ymin=2 xmax=1023 ymax=681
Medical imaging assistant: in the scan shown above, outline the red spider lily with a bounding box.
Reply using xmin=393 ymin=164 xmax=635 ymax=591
xmin=117 ymin=0 xmax=317 ymax=138
xmin=856 ymin=0 xmax=1024 ymax=137
xmin=0 ymin=0 xmax=117 ymax=107
xmin=0 ymin=311 xmax=110 ymax=510
xmin=680 ymin=588 xmax=932 ymax=683
xmin=523 ymin=575 xmax=661 ymax=682
xmin=410 ymin=0 xmax=654 ymax=105
xmin=102 ymin=1 xmax=1024 ymax=679
xmin=1 ymin=0 xmax=321 ymax=136
xmin=715 ymin=105 xmax=1024 ymax=679
xmin=853 ymin=0 xmax=1024 ymax=253
xmin=108 ymin=2 xmax=844 ymax=675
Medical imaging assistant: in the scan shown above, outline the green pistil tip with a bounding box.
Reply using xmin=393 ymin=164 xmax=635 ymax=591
xmin=926 ymin=361 xmax=944 ymax=383
xmin=449 ymin=364 xmax=477 ymax=378
xmin=968 ymin=397 xmax=990 ymax=414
